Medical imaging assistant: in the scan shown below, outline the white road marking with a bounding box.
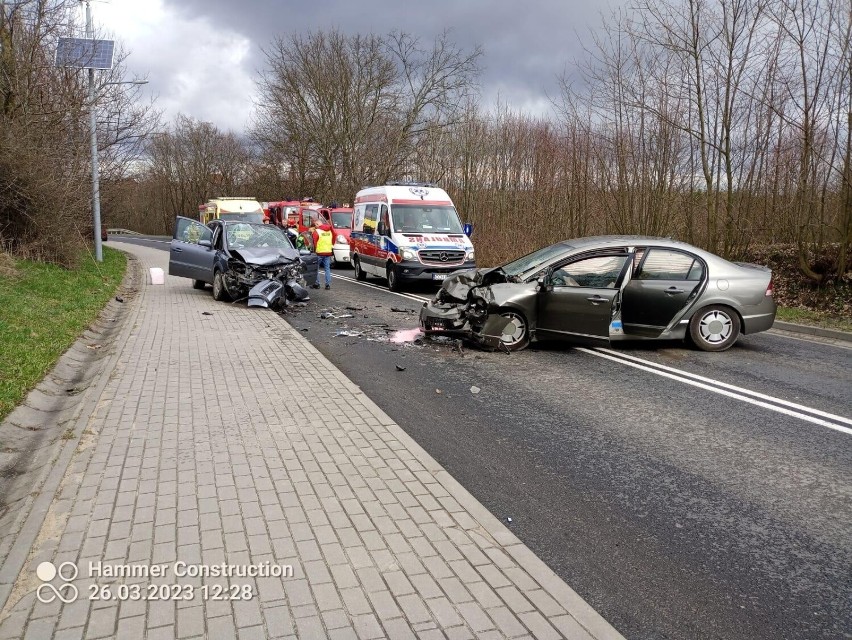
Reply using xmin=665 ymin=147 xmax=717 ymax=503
xmin=594 ymin=348 xmax=852 ymax=426
xmin=331 ymin=273 xmax=431 ymax=303
xmin=577 ymin=347 xmax=852 ymax=436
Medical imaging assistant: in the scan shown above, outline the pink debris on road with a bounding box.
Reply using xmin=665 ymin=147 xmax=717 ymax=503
xmin=390 ymin=328 xmax=423 ymax=343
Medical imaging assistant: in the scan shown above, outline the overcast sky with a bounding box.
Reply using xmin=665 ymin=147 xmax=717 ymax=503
xmin=93 ymin=0 xmax=626 ymax=133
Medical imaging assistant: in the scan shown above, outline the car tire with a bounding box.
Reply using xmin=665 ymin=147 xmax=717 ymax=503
xmin=192 ymin=280 xmax=206 ymax=290
xmin=354 ymin=256 xmax=366 ymax=281
xmin=387 ymin=263 xmax=402 ymax=292
xmin=689 ymin=305 xmax=740 ymax=352
xmin=498 ymin=309 xmax=530 ymax=352
xmin=212 ymin=271 xmax=231 ymax=302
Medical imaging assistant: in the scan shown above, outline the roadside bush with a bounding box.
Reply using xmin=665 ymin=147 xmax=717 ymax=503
xmin=0 ymin=125 xmax=90 ymax=268
xmin=746 ymin=244 xmax=852 ymax=318
xmin=0 ymin=250 xmax=17 ymax=278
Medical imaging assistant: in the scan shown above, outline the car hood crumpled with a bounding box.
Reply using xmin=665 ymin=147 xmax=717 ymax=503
xmin=230 ymin=247 xmax=300 ymax=265
xmin=439 ymin=267 xmax=503 ymax=301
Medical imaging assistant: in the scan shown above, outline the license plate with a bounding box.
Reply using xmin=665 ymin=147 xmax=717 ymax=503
xmin=428 ymin=319 xmax=446 ymax=329
xmin=432 ymin=273 xmax=446 ymax=281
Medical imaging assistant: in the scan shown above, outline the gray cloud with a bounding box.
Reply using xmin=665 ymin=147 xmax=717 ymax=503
xmin=117 ymin=0 xmax=626 ymax=131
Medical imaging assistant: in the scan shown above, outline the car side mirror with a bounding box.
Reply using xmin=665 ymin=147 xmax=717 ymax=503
xmin=198 ymin=239 xmax=212 ymax=248
xmin=536 ymin=269 xmax=553 ymax=293
xmin=463 ymin=222 xmax=473 ymax=237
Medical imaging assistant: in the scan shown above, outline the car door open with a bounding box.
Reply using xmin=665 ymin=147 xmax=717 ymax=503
xmin=169 ymin=216 xmax=214 ymax=281
xmin=621 ymin=248 xmax=704 ymax=337
xmin=535 ymin=253 xmax=629 ymax=343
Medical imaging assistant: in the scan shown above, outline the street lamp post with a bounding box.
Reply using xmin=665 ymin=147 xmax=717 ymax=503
xmin=82 ymin=1 xmax=146 ymax=261
xmin=84 ymin=1 xmax=103 ymax=260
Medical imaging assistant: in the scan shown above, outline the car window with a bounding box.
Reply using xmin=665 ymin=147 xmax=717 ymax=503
xmin=331 ymin=212 xmax=352 ymax=229
xmin=552 ymin=255 xmax=628 ymax=288
xmin=364 ymin=205 xmax=379 ymax=233
xmin=503 ymin=244 xmax=571 ymax=277
xmin=637 ymin=249 xmax=703 ymax=281
xmin=391 ymin=205 xmax=463 ymax=234
xmin=226 ymin=224 xmax=293 ymax=249
xmin=176 ymin=218 xmax=211 ymax=245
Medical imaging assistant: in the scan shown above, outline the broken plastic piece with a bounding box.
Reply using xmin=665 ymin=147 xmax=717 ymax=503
xmin=395 ymin=365 xmax=406 ymax=371
xmin=470 ymin=386 xmax=480 ymax=394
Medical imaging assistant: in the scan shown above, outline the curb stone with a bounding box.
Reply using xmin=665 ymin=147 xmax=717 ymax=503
xmin=771 ymin=320 xmax=852 ymax=343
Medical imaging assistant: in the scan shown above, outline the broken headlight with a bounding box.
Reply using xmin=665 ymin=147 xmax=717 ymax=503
xmin=466 ymin=297 xmax=489 ymax=321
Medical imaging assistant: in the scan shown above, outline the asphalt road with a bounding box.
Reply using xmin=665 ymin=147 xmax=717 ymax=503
xmin=115 ymin=237 xmax=852 ymax=640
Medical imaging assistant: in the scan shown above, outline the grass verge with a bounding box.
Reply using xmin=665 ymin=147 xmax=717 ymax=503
xmin=776 ymin=307 xmax=852 ymax=333
xmin=0 ymin=247 xmax=126 ymax=421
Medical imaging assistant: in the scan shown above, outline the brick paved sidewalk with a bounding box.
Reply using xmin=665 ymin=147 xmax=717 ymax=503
xmin=0 ymin=243 xmax=624 ymax=640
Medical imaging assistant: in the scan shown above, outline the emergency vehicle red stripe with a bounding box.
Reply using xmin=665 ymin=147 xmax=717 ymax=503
xmin=354 ymin=194 xmax=388 ymax=204
xmin=389 ymin=199 xmax=452 ymax=205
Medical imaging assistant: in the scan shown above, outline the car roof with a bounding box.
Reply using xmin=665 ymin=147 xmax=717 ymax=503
xmin=557 ymin=235 xmax=735 ymax=266
xmin=218 ymin=220 xmax=278 ymax=228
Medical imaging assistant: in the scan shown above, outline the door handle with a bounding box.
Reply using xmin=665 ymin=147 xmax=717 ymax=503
xmin=586 ymin=295 xmax=607 ymax=304
xmin=172 ymin=247 xmax=182 ymax=253
xmin=665 ymin=287 xmax=684 ymax=295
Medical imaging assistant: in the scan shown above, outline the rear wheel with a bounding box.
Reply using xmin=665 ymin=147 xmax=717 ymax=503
xmin=498 ymin=309 xmax=530 ymax=352
xmin=192 ymin=280 xmax=206 ymax=290
xmin=387 ymin=263 xmax=402 ymax=292
xmin=354 ymin=256 xmax=366 ymax=281
xmin=212 ymin=271 xmax=231 ymax=302
xmin=689 ymin=305 xmax=740 ymax=352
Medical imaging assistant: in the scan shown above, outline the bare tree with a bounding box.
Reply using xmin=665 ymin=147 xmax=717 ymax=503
xmin=253 ymin=28 xmax=481 ymax=201
xmin=1 ymin=0 xmax=157 ymax=265
xmin=138 ymin=115 xmax=253 ymax=232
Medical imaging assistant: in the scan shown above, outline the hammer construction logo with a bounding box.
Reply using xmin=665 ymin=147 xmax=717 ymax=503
xmin=36 ymin=561 xmax=79 ymax=604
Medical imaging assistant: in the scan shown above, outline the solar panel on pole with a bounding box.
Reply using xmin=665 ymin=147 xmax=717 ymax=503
xmin=55 ymin=37 xmax=115 ymax=69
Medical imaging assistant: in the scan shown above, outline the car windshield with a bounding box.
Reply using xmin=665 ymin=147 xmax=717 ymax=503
xmin=331 ymin=212 xmax=352 ymax=229
xmin=226 ymin=224 xmax=293 ymax=249
xmin=392 ymin=205 xmax=463 ymax=234
xmin=502 ymin=244 xmax=572 ymax=277
xmin=220 ymin=212 xmax=264 ymax=224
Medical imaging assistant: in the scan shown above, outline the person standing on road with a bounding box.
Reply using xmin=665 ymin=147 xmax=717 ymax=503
xmin=312 ymin=221 xmax=334 ymax=289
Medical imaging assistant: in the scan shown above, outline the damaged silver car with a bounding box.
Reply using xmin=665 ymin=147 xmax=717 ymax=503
xmin=169 ymin=217 xmax=318 ymax=308
xmin=420 ymin=236 xmax=777 ymax=352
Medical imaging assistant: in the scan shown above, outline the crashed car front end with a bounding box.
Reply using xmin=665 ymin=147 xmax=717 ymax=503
xmin=227 ymin=259 xmax=305 ymax=291
xmin=224 ymin=248 xmax=310 ymax=307
xmin=419 ymin=269 xmax=517 ymax=349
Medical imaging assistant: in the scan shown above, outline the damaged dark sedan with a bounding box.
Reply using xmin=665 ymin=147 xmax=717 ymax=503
xmin=169 ymin=217 xmax=318 ymax=307
xmin=420 ymin=236 xmax=776 ymax=352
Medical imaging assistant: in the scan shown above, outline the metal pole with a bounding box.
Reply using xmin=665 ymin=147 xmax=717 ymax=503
xmin=86 ymin=0 xmax=102 ymax=261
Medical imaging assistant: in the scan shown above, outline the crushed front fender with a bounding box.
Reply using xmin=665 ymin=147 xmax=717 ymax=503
xmin=419 ymin=299 xmax=514 ymax=350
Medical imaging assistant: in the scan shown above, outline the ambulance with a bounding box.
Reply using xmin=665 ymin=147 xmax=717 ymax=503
xmin=349 ymin=182 xmax=475 ymax=291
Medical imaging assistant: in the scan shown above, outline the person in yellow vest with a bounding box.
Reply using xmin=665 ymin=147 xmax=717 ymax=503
xmin=311 ymin=221 xmax=334 ymax=289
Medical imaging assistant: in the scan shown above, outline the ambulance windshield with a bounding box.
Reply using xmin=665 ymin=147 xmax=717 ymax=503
xmin=392 ymin=205 xmax=463 ymax=234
